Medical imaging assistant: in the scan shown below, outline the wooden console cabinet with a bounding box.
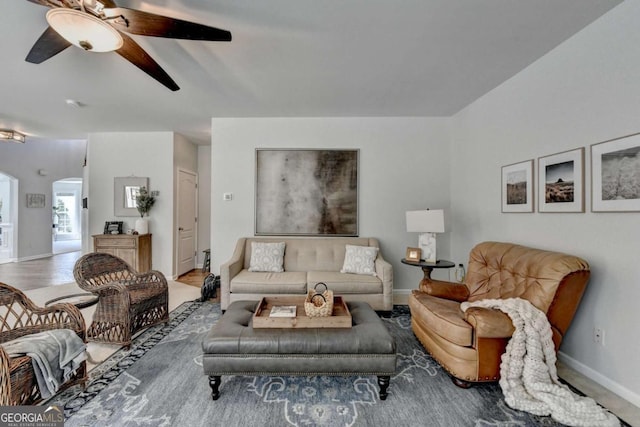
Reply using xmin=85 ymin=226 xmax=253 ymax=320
xmin=92 ymin=234 xmax=152 ymax=272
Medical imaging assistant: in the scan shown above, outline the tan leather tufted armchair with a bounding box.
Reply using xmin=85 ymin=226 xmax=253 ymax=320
xmin=408 ymin=241 xmax=590 ymax=388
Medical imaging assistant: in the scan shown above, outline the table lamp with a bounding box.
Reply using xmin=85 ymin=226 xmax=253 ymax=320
xmin=406 ymin=209 xmax=445 ymax=263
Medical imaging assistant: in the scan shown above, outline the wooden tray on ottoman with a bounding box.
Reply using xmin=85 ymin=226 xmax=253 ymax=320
xmin=253 ymin=296 xmax=352 ymax=329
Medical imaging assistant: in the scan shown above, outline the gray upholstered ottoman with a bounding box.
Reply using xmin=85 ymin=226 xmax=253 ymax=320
xmin=202 ymin=300 xmax=396 ymax=400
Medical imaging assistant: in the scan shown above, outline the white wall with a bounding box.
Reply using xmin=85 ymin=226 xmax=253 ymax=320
xmin=173 ymin=134 xmax=198 ymax=173
xmin=87 ymin=132 xmax=174 ymax=275
xmin=197 ymin=145 xmax=211 ymax=268
xmin=211 ymin=117 xmax=452 ymax=292
xmin=0 ymin=139 xmax=85 ymax=260
xmin=450 ymin=1 xmax=640 ymax=406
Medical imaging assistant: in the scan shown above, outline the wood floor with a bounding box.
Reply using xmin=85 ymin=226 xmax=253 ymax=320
xmin=176 ymin=268 xmax=208 ymax=288
xmin=0 ymin=251 xmax=82 ymax=291
xmin=0 ymin=250 xmax=209 ymax=293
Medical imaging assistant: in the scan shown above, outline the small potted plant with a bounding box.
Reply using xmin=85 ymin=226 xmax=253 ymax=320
xmin=135 ymin=186 xmax=156 ymax=235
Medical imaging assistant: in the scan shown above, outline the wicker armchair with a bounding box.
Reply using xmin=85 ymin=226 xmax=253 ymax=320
xmin=73 ymin=252 xmax=169 ymax=347
xmin=0 ymin=282 xmax=87 ymax=405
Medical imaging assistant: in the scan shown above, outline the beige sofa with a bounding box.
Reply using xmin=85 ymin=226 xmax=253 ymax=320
xmin=220 ymin=237 xmax=393 ymax=311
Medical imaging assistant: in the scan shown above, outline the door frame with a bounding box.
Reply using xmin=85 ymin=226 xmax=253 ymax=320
xmin=175 ymin=168 xmax=198 ymax=278
xmin=0 ymin=171 xmax=18 ymax=264
xmin=52 ymin=178 xmax=83 ymax=247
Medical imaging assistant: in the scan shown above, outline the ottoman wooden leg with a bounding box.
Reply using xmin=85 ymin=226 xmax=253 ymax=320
xmin=377 ymin=375 xmax=390 ymax=400
xmin=209 ymin=375 xmax=221 ymax=400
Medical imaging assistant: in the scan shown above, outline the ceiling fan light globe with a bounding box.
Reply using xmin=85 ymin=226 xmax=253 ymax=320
xmin=46 ymin=9 xmax=123 ymax=53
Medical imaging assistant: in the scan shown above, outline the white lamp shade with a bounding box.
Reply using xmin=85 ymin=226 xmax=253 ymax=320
xmin=46 ymin=9 xmax=123 ymax=52
xmin=406 ymin=210 xmax=445 ymax=233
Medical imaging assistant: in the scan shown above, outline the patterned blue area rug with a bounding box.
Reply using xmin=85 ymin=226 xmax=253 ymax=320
xmin=45 ymin=302 xmax=623 ymax=427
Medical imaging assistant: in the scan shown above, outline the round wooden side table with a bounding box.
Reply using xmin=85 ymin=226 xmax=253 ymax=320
xmin=401 ymin=258 xmax=455 ymax=288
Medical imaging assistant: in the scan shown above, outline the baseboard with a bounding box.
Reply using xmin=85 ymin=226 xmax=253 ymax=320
xmin=558 ymin=351 xmax=640 ymax=408
xmin=17 ymin=253 xmax=53 ymax=262
xmin=393 ymin=289 xmax=411 ymax=305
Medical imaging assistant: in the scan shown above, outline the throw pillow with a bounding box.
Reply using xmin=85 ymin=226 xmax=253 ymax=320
xmin=340 ymin=244 xmax=378 ymax=276
xmin=248 ymin=242 xmax=286 ymax=272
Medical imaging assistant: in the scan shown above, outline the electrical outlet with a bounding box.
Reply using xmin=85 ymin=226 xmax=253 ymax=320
xmin=223 ymin=192 xmax=233 ymax=201
xmin=594 ymin=327 xmax=605 ymax=346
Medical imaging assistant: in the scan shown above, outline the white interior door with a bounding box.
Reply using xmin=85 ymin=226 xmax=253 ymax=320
xmin=177 ymin=169 xmax=197 ymax=276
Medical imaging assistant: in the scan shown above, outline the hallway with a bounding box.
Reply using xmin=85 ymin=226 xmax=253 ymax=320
xmin=53 ymin=238 xmax=81 ymax=254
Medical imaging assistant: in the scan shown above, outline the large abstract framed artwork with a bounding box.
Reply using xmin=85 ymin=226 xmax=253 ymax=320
xmin=592 ymin=133 xmax=640 ymax=212
xmin=501 ymin=160 xmax=534 ymax=213
xmin=255 ymin=149 xmax=359 ymax=236
xmin=538 ymin=148 xmax=585 ymax=213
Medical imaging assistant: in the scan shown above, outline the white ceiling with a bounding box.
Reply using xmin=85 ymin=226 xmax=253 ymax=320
xmin=0 ymin=0 xmax=622 ymax=144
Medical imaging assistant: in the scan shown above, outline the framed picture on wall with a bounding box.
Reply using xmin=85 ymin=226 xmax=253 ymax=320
xmin=501 ymin=160 xmax=534 ymax=213
xmin=591 ymin=132 xmax=640 ymax=212
xmin=26 ymin=193 xmax=45 ymax=208
xmin=114 ymin=177 xmax=148 ymax=216
xmin=255 ymin=149 xmax=359 ymax=235
xmin=538 ymin=148 xmax=585 ymax=213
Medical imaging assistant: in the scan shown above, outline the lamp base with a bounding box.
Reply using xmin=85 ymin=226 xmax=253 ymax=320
xmin=418 ymin=232 xmax=437 ymax=263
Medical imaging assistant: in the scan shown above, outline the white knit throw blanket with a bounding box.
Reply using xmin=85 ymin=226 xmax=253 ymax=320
xmin=460 ymin=298 xmax=619 ymax=427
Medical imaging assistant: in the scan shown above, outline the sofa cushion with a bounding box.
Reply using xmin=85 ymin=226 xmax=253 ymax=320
xmin=243 ymin=237 xmax=375 ymax=272
xmin=230 ymin=270 xmax=307 ymax=294
xmin=409 ymin=291 xmax=473 ymax=347
xmin=307 ymin=271 xmax=382 ymax=294
xmin=248 ymin=242 xmax=286 ymax=272
xmin=340 ymin=245 xmax=378 ymax=276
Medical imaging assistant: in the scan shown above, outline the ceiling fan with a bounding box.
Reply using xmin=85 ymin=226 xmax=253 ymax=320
xmin=24 ymin=0 xmax=232 ymax=91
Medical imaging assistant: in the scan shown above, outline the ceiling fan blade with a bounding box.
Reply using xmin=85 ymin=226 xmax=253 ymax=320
xmin=25 ymin=26 xmax=72 ymax=64
xmin=98 ymin=0 xmax=118 ymax=7
xmin=116 ymin=32 xmax=180 ymax=91
xmin=27 ymin=0 xmax=118 ymax=7
xmin=103 ymin=7 xmax=232 ymax=41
